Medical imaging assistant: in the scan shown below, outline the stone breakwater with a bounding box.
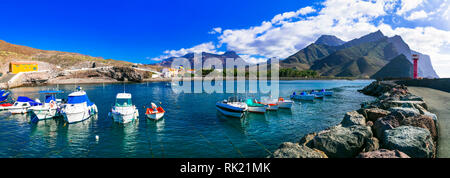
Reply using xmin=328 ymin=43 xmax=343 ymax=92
xmin=271 ymin=81 xmax=439 ymax=158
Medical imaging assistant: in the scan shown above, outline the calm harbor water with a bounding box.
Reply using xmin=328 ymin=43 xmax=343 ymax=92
xmin=0 ymin=80 xmax=374 ymax=158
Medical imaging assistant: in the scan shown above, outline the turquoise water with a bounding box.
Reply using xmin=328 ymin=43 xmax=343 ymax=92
xmin=0 ymin=80 xmax=374 ymax=158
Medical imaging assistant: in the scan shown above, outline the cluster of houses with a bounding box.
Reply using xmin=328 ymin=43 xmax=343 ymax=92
xmin=160 ymin=65 xmax=195 ymax=78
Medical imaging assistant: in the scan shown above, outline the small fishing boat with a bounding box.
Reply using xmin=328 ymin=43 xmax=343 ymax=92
xmin=111 ymin=93 xmax=139 ymax=123
xmin=216 ymin=97 xmax=247 ymax=118
xmin=277 ymin=97 xmax=294 ymax=109
xmin=0 ymin=90 xmax=10 ymax=102
xmin=0 ymin=90 xmax=12 ymax=111
xmin=245 ymin=99 xmax=266 ymax=113
xmin=290 ymin=92 xmax=315 ymax=101
xmin=146 ymin=102 xmax=165 ymax=120
xmin=61 ymin=86 xmax=98 ymax=124
xmin=259 ymin=98 xmax=279 ymax=111
xmin=311 ymin=89 xmax=333 ymax=96
xmin=310 ymin=90 xmax=324 ymax=99
xmin=29 ymin=90 xmax=63 ymax=120
xmin=5 ymin=96 xmax=42 ymax=114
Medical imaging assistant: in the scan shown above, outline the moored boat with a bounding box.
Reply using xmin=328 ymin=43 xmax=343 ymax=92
xmin=29 ymin=90 xmax=63 ymax=120
xmin=290 ymin=92 xmax=315 ymax=101
xmin=6 ymin=96 xmax=41 ymax=114
xmin=146 ymin=102 xmax=165 ymax=120
xmin=245 ymin=99 xmax=266 ymax=114
xmin=61 ymin=86 xmax=98 ymax=124
xmin=111 ymin=93 xmax=139 ymax=123
xmin=311 ymin=89 xmax=333 ymax=96
xmin=277 ymin=97 xmax=294 ymax=109
xmin=259 ymin=97 xmax=279 ymax=111
xmin=216 ymin=97 xmax=247 ymax=118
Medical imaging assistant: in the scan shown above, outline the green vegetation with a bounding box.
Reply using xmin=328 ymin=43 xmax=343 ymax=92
xmin=279 ymin=68 xmax=318 ymax=78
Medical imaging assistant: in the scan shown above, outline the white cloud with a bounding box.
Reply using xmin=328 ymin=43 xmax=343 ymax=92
xmin=208 ymin=27 xmax=222 ymax=34
xmin=405 ymin=10 xmax=429 ymax=20
xmin=151 ymin=0 xmax=450 ymax=77
xmin=151 ymin=42 xmax=219 ymax=61
xmin=396 ymin=0 xmax=424 ymax=15
xmin=271 ymin=6 xmax=316 ymax=24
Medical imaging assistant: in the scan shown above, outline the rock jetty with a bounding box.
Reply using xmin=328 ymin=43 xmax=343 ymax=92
xmin=271 ymin=81 xmax=439 ymax=158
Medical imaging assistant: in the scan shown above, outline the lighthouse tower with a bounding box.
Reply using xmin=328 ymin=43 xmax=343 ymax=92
xmin=412 ymin=54 xmax=419 ymax=79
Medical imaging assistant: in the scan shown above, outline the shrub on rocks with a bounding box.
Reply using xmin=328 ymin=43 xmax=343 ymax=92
xmin=357 ymin=149 xmax=410 ymax=158
xmin=341 ymin=111 xmax=366 ymax=127
xmin=382 ymin=126 xmax=434 ymax=158
xmin=312 ymin=125 xmax=372 ymax=158
xmin=270 ymin=142 xmax=327 ymax=158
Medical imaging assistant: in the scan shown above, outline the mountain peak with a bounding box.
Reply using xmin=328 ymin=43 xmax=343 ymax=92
xmin=341 ymin=30 xmax=387 ymax=48
xmin=314 ymin=35 xmax=345 ymax=46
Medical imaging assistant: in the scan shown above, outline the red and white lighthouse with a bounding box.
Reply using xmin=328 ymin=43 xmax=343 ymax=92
xmin=412 ymin=54 xmax=419 ymax=79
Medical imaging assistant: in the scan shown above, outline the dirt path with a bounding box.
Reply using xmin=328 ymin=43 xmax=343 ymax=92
xmin=408 ymin=87 xmax=450 ymax=158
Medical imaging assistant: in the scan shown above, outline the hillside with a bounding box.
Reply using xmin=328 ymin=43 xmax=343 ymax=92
xmin=280 ymin=43 xmax=337 ymax=70
xmin=281 ymin=30 xmax=439 ymax=79
xmin=314 ymin=35 xmax=345 ymax=46
xmin=309 ymin=39 xmax=392 ymax=77
xmin=158 ymin=51 xmax=244 ymax=68
xmin=0 ymin=39 xmax=135 ymax=72
xmin=371 ymin=54 xmax=413 ymax=79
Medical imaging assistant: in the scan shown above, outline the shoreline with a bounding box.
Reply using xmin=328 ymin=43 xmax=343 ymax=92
xmin=271 ymin=81 xmax=440 ymax=158
xmin=2 ymin=77 xmax=372 ymax=89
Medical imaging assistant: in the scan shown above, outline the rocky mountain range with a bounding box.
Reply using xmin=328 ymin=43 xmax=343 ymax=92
xmin=280 ymin=30 xmax=439 ymax=79
xmin=157 ymin=30 xmax=439 ymax=79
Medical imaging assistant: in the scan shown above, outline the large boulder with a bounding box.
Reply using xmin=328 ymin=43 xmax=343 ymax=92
xmin=298 ymin=132 xmax=316 ymax=148
xmin=388 ymin=107 xmax=420 ymax=118
xmin=271 ymin=142 xmax=327 ymax=158
xmin=357 ymin=149 xmax=410 ymax=158
xmin=362 ymin=137 xmax=380 ymax=152
xmin=341 ymin=111 xmax=366 ymax=127
xmin=364 ymin=108 xmax=391 ymax=122
xmin=373 ymin=112 xmax=404 ymax=140
xmin=383 ymin=100 xmax=428 ymax=110
xmin=382 ymin=126 xmax=434 ymax=158
xmin=312 ymin=125 xmax=372 ymax=158
xmin=401 ymin=115 xmax=437 ymax=140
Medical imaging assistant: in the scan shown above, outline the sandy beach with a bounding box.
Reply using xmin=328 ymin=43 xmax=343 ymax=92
xmin=409 ymin=87 xmax=450 ymax=158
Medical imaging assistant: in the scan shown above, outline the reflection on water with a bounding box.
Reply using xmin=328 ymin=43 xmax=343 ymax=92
xmin=0 ymin=80 xmax=375 ymax=158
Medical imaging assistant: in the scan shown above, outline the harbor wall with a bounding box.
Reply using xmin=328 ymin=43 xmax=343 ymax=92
xmin=395 ymin=78 xmax=450 ymax=93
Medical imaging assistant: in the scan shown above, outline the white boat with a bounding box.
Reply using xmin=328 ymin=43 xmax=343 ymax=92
xmin=61 ymin=86 xmax=98 ymax=124
xmin=290 ymin=92 xmax=315 ymax=101
xmin=29 ymin=90 xmax=63 ymax=120
xmin=277 ymin=97 xmax=294 ymax=109
xmin=146 ymin=102 xmax=165 ymax=120
xmin=311 ymin=89 xmax=333 ymax=96
xmin=216 ymin=97 xmax=247 ymax=118
xmin=5 ymin=96 xmax=42 ymax=114
xmin=111 ymin=93 xmax=139 ymax=123
xmin=259 ymin=98 xmax=279 ymax=111
xmin=245 ymin=99 xmax=266 ymax=113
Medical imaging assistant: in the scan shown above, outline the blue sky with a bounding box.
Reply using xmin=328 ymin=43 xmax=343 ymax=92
xmin=0 ymin=0 xmax=314 ymax=62
xmin=1 ymin=0 xmax=449 ymax=77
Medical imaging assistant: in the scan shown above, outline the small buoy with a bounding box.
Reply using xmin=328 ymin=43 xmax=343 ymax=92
xmin=95 ymin=135 xmax=99 ymax=142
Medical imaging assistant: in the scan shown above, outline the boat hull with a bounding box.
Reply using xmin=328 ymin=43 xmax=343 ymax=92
xmin=265 ymin=104 xmax=278 ymax=111
xmin=290 ymin=95 xmax=315 ymax=101
xmin=216 ymin=106 xmax=243 ymax=118
xmin=146 ymin=112 xmax=164 ymax=120
xmin=31 ymin=108 xmax=58 ymax=120
xmin=248 ymin=106 xmax=266 ymax=113
xmin=6 ymin=107 xmax=29 ymax=114
xmin=63 ymin=105 xmax=97 ymax=124
xmin=277 ymin=101 xmax=293 ymax=109
xmin=112 ymin=113 xmax=136 ymax=123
